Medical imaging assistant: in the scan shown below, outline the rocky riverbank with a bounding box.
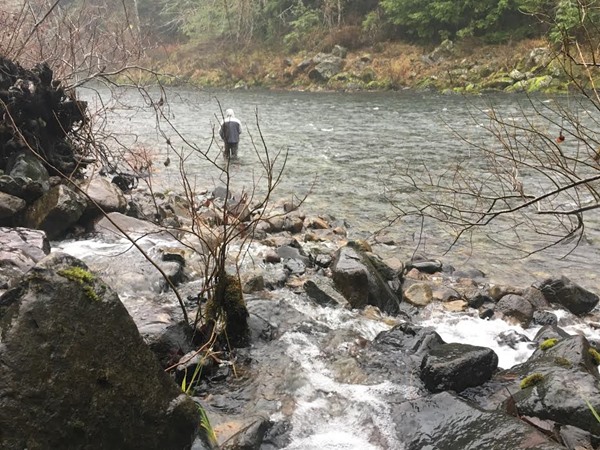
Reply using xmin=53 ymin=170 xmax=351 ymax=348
xmin=158 ymin=38 xmax=575 ymax=94
xmin=3 ymin=166 xmax=600 ymax=448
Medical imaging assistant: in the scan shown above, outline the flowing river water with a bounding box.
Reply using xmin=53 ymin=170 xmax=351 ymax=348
xmin=85 ymin=86 xmax=600 ymax=291
xmin=54 ymin=86 xmax=600 ymax=449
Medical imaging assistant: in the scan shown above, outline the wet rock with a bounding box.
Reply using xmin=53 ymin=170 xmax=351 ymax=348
xmin=420 ymin=343 xmax=498 ymax=393
xmin=496 ymin=330 xmax=532 ymax=350
xmin=535 ymin=276 xmax=599 ymax=316
xmin=404 ymin=282 xmax=433 ymax=307
xmin=143 ymin=320 xmax=196 ymax=369
xmin=529 ymin=334 xmax=599 ymax=375
xmin=533 ymin=310 xmax=558 ymax=326
xmin=443 ymin=299 xmax=468 ymax=312
xmin=282 ymin=214 xmax=304 ymax=233
xmin=94 ymin=211 xmax=162 ymax=238
xmin=219 ymin=415 xmax=271 ymax=449
xmin=305 ymin=216 xmax=329 ymax=229
xmin=0 ymin=191 xmax=26 ymax=221
xmin=466 ymin=289 xmax=492 ymax=308
xmin=0 ymin=150 xmax=50 ymax=202
xmin=261 ymin=420 xmax=293 ymax=450
xmin=303 ymin=275 xmax=349 ymax=308
xmin=283 ymin=258 xmax=306 ymax=275
xmin=263 ymin=249 xmax=281 ymax=264
xmin=23 ymin=183 xmax=87 ymax=239
xmin=533 ymin=325 xmax=572 ymax=343
xmin=559 ymin=424 xmax=595 ymax=450
xmin=242 ymin=270 xmax=265 ymax=293
xmin=392 ymin=391 xmax=563 ymax=450
xmin=523 ymin=286 xmax=550 ymax=309
xmin=276 ymin=245 xmax=310 ymax=265
xmin=405 ymin=256 xmax=442 ymax=274
xmin=0 ymin=252 xmax=199 ymax=449
xmin=496 ymin=294 xmax=534 ymax=326
xmin=263 ymin=266 xmax=289 ymax=290
xmin=78 ymin=177 xmax=127 ymax=217
xmin=360 ymin=324 xmax=443 ymax=388
xmin=331 ymin=244 xmax=402 ymax=315
xmin=248 ymin=312 xmax=278 ymax=342
xmin=0 ymin=227 xmax=49 ymax=291
xmin=452 ymin=267 xmax=486 ymax=281
xmin=432 ymin=285 xmax=461 ymax=302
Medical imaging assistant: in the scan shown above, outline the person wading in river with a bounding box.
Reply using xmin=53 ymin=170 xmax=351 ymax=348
xmin=219 ymin=108 xmax=242 ymax=160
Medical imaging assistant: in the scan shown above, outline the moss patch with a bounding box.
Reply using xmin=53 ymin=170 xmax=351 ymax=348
xmin=206 ymin=272 xmax=250 ymax=348
xmin=540 ymin=338 xmax=558 ymax=351
xmin=520 ymin=373 xmax=544 ymax=389
xmin=58 ymin=266 xmax=100 ymax=301
xmin=589 ymin=348 xmax=600 ymax=365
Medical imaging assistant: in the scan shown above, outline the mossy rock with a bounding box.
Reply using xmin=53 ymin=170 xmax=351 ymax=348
xmin=206 ymin=272 xmax=250 ymax=348
xmin=481 ymin=76 xmax=514 ymax=90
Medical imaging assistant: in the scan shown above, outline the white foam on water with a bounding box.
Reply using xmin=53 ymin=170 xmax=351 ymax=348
xmin=279 ymin=331 xmax=413 ymax=450
xmin=416 ymin=306 xmax=539 ymax=369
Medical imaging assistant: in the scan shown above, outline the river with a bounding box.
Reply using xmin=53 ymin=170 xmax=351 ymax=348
xmin=63 ymin=86 xmax=600 ymax=449
xmin=81 ymin=86 xmax=600 ymax=292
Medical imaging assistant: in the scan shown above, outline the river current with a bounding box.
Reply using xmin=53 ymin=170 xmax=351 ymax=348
xmin=83 ymin=86 xmax=600 ymax=292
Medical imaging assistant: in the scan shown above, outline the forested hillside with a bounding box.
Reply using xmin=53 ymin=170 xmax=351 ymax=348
xmin=131 ymin=0 xmax=583 ymax=49
xmin=5 ymin=0 xmax=597 ymax=91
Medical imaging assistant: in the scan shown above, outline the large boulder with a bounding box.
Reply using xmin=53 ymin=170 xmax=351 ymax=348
xmin=420 ymin=343 xmax=498 ymax=393
xmin=331 ymin=244 xmax=402 ymax=315
xmin=535 ymin=276 xmax=599 ymax=316
xmin=308 ymin=54 xmax=343 ymax=82
xmin=78 ymin=176 xmax=128 ymax=216
xmin=0 ymin=252 xmax=200 ymax=449
xmin=392 ymin=392 xmax=563 ymax=450
xmin=496 ymin=294 xmax=534 ymax=326
xmin=23 ymin=183 xmax=87 ymax=239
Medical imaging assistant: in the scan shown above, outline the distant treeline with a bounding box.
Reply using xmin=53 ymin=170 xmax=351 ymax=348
xmin=62 ymin=0 xmax=599 ymax=50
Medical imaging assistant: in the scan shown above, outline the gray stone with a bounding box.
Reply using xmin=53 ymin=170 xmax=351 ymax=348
xmin=23 ymin=184 xmax=87 ymax=239
xmin=303 ymin=276 xmax=349 ymax=308
xmin=0 ymin=191 xmax=26 ymax=219
xmin=536 ymin=276 xmax=599 ymax=316
xmin=0 ymin=227 xmax=50 ymax=291
xmin=78 ymin=177 xmax=127 ymax=215
xmin=496 ymin=294 xmax=534 ymax=326
xmin=0 ymin=252 xmax=199 ymax=449
xmin=308 ymin=55 xmax=343 ymax=82
xmin=331 ymin=245 xmax=402 ymax=315
xmin=420 ymin=343 xmax=498 ymax=393
xmin=392 ymin=392 xmax=563 ymax=450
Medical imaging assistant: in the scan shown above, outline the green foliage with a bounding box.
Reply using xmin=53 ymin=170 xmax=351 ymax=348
xmin=58 ymin=267 xmax=100 ymax=301
xmin=283 ymin=4 xmax=322 ymax=51
xmin=198 ymin=405 xmax=218 ymax=448
xmin=520 ymin=0 xmax=600 ymax=45
xmin=180 ymin=359 xmax=204 ymax=395
xmin=379 ymin=0 xmax=531 ymax=41
xmin=520 ymin=372 xmax=544 ymax=389
xmin=540 ymin=338 xmax=559 ymax=350
xmin=589 ymin=347 xmax=600 ymax=365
